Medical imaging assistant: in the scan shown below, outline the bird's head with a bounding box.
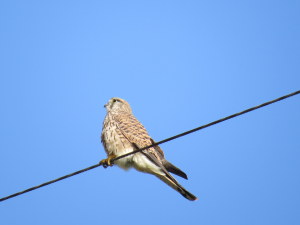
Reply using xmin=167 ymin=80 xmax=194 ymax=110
xmin=104 ymin=97 xmax=132 ymax=113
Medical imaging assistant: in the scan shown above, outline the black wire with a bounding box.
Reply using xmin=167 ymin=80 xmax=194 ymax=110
xmin=111 ymin=89 xmax=300 ymax=162
xmin=1 ymin=90 xmax=299 ymax=202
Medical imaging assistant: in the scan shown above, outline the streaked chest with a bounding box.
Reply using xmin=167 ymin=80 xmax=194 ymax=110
xmin=101 ymin=113 xmax=133 ymax=156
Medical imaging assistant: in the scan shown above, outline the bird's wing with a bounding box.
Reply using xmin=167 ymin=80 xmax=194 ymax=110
xmin=114 ymin=113 xmax=177 ymax=180
xmin=114 ymin=112 xmax=197 ymax=201
xmin=149 ymin=138 xmax=188 ymax=179
xmin=114 ymin=112 xmax=162 ymax=157
xmin=115 ymin=112 xmax=188 ymax=179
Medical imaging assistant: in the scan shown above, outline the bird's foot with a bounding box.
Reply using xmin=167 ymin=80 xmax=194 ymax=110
xmin=99 ymin=154 xmax=117 ymax=168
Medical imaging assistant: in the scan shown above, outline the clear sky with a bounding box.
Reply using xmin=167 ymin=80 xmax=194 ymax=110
xmin=0 ymin=1 xmax=299 ymax=224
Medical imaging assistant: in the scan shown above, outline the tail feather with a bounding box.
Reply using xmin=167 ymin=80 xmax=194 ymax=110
xmin=161 ymin=159 xmax=188 ymax=180
xmin=156 ymin=174 xmax=198 ymax=201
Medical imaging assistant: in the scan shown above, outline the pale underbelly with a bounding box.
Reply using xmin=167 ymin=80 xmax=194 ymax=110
xmin=102 ymin=130 xmax=163 ymax=175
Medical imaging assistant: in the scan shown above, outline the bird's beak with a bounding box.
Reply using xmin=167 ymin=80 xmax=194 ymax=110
xmin=104 ymin=103 xmax=108 ymax=108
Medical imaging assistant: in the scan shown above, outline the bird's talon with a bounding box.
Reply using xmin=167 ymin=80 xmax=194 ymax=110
xmin=100 ymin=155 xmax=117 ymax=168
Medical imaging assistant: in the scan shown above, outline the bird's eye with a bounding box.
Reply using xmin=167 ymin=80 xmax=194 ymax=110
xmin=113 ymin=99 xmax=117 ymax=103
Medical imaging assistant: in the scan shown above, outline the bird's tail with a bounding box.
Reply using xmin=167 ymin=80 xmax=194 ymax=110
xmin=155 ymin=174 xmax=198 ymax=201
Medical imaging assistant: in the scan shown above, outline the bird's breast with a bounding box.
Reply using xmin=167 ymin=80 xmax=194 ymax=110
xmin=101 ymin=117 xmax=135 ymax=170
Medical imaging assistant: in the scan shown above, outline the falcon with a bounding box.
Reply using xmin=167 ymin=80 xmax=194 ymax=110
xmin=100 ymin=97 xmax=197 ymax=201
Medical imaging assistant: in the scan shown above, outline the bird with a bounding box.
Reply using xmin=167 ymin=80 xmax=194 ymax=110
xmin=100 ymin=97 xmax=198 ymax=201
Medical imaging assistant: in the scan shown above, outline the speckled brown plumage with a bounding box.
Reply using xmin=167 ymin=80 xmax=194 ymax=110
xmin=100 ymin=97 xmax=197 ymax=201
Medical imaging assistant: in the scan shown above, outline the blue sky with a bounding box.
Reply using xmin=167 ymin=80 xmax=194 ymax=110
xmin=0 ymin=1 xmax=299 ymax=224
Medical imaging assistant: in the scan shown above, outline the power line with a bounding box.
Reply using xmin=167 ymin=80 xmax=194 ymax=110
xmin=111 ymin=89 xmax=300 ymax=163
xmin=1 ymin=90 xmax=299 ymax=202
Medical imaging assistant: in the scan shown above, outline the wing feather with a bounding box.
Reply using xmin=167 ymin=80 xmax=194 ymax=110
xmin=114 ymin=112 xmax=180 ymax=184
xmin=113 ymin=111 xmax=197 ymax=201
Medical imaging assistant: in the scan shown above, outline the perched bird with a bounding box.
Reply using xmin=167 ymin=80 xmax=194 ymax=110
xmin=100 ymin=97 xmax=197 ymax=201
